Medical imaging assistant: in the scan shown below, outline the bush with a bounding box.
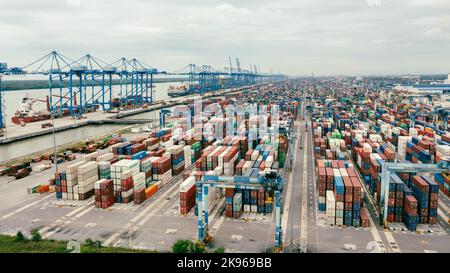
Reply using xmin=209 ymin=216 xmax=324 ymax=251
xmin=189 ymin=241 xmax=205 ymax=253
xmin=213 ymin=247 xmax=225 ymax=253
xmin=84 ymin=238 xmax=102 ymax=248
xmin=94 ymin=240 xmax=102 ymax=248
xmin=85 ymin=238 xmax=94 ymax=246
xmin=172 ymin=240 xmax=191 ymax=253
xmin=31 ymin=229 xmax=42 ymax=242
xmin=172 ymin=240 xmax=205 ymax=253
xmin=15 ymin=231 xmax=25 ymax=242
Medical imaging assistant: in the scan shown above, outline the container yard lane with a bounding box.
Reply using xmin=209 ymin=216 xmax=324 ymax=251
xmin=283 ymin=114 xmax=320 ymax=253
xmin=101 ymin=165 xmax=195 ymax=249
xmin=282 ymin=119 xmax=303 ymax=252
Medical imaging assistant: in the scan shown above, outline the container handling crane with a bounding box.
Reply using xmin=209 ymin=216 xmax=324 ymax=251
xmin=0 ymin=75 xmax=5 ymax=137
xmin=432 ymin=107 xmax=449 ymax=131
xmin=380 ymin=158 xmax=450 ymax=227
xmin=159 ymin=108 xmax=171 ymax=128
xmin=196 ymin=170 xmax=284 ymax=250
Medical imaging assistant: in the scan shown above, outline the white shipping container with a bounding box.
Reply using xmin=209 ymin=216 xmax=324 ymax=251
xmin=94 ymin=179 xmax=106 ymax=189
xmin=131 ymin=127 xmax=144 ymax=133
xmin=163 ymin=140 xmax=174 ymax=148
xmin=251 ymin=150 xmax=259 ymax=161
xmin=67 ymin=161 xmax=86 ymax=175
xmin=32 ymin=164 xmax=52 ymax=173
xmin=180 ymin=177 xmax=196 ymax=192
xmin=78 ymin=169 xmax=98 ymax=180
xmin=363 ymin=143 xmax=372 ymax=153
xmin=67 ymin=179 xmax=78 ymax=187
xmin=78 ymin=161 xmax=98 ymax=173
xmin=437 ymin=145 xmax=450 ymax=156
xmin=83 ymin=151 xmax=100 ymax=162
xmin=66 ymin=173 xmax=78 ymax=181
xmin=97 ymin=153 xmax=114 ymax=162
xmin=147 ymin=143 xmax=159 ymax=151
xmin=121 ymin=188 xmax=134 ymax=198
xmin=333 ymin=169 xmax=341 ymax=177
xmin=339 ymin=168 xmax=348 ymax=177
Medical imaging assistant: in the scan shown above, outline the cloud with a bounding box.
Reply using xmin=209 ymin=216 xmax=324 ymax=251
xmin=0 ymin=0 xmax=449 ymax=75
xmin=424 ymin=27 xmax=443 ymax=36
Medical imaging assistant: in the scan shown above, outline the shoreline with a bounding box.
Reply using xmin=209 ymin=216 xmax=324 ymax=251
xmin=0 ymin=77 xmax=186 ymax=92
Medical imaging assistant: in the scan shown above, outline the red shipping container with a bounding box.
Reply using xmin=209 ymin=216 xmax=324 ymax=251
xmin=131 ymin=136 xmax=147 ymax=144
xmin=360 ymin=208 xmax=370 ymax=227
xmin=404 ymin=195 xmax=418 ymax=216
xmin=346 ymin=168 xmax=357 ymax=177
xmin=343 ymin=176 xmax=353 ymax=194
xmin=225 ymin=188 xmax=235 ymax=198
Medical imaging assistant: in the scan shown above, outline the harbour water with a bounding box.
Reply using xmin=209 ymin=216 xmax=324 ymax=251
xmin=0 ymin=124 xmax=122 ymax=162
xmin=1 ymin=78 xmax=176 ymax=126
xmin=0 ymin=76 xmax=183 ymax=163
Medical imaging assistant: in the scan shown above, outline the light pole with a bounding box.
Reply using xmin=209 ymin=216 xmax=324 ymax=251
xmin=51 ymin=112 xmax=58 ymax=173
xmin=0 ymin=75 xmax=6 ymax=138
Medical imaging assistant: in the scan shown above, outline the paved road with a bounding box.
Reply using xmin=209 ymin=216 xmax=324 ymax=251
xmin=0 ymin=153 xmax=276 ymax=253
xmin=0 ymin=121 xmax=449 ymax=253
xmin=281 ymin=111 xmax=450 ymax=253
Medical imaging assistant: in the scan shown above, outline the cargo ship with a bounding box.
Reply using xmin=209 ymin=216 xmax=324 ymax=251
xmin=11 ymin=94 xmax=93 ymax=125
xmin=167 ymin=83 xmax=190 ymax=97
xmin=11 ymin=96 xmax=52 ymax=125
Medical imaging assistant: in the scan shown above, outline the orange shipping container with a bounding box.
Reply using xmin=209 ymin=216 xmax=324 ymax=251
xmin=145 ymin=184 xmax=158 ymax=199
xmin=37 ymin=185 xmax=50 ymax=193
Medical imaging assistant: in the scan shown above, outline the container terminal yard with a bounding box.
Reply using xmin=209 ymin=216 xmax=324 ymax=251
xmin=1 ymin=69 xmax=450 ymax=253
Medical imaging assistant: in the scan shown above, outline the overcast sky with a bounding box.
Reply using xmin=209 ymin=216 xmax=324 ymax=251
xmin=0 ymin=0 xmax=449 ymax=76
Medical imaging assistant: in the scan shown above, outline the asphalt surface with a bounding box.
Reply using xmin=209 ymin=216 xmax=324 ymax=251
xmin=281 ymin=111 xmax=450 ymax=253
xmin=0 ymin=117 xmax=449 ymax=252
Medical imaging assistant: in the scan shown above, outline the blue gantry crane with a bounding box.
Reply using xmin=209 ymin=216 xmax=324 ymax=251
xmin=168 ymin=57 xmax=280 ymax=95
xmin=159 ymin=108 xmax=171 ymax=128
xmin=17 ymin=51 xmax=160 ymax=118
xmin=196 ymin=170 xmax=284 ymax=248
xmin=379 ymin=159 xmax=450 ymax=227
xmin=0 ymin=75 xmax=4 ymax=135
xmin=0 ymin=52 xmax=286 ymax=129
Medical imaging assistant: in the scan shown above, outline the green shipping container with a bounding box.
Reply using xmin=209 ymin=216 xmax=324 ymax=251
xmin=103 ymin=136 xmax=112 ymax=144
xmin=278 ymin=152 xmax=286 ymax=168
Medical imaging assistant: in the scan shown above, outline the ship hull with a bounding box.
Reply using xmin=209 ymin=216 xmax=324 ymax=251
xmin=11 ymin=114 xmax=51 ymax=125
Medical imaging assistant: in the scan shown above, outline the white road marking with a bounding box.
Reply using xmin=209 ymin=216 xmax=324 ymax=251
xmin=231 ymin=235 xmax=243 ymax=241
xmin=439 ymin=201 xmax=450 ymax=216
xmin=309 ymin=128 xmax=320 ymax=253
xmin=104 ymin=177 xmax=181 ymax=246
xmin=280 ymin=122 xmax=299 ymax=246
xmin=38 ymin=203 xmax=91 ymax=235
xmin=300 ymin=127 xmax=308 ymax=252
xmin=384 ymin=230 xmax=401 ymax=253
xmin=1 ymin=194 xmax=53 ymax=220
xmin=165 ymin=229 xmax=177 ymax=234
xmin=85 ymin=223 xmax=97 ymax=228
xmin=42 ymin=206 xmax=95 ymax=239
xmin=209 ymin=198 xmax=226 ymax=237
xmin=437 ymin=208 xmax=449 ymax=223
